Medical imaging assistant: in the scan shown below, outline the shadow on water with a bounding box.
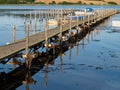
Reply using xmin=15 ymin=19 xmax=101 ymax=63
xmin=0 ymin=26 xmax=94 ymax=90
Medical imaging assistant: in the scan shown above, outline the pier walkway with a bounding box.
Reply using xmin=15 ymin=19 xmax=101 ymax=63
xmin=0 ymin=9 xmax=117 ymax=61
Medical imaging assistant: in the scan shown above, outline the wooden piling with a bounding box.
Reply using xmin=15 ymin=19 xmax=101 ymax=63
xmin=93 ymin=12 xmax=96 ymax=23
xmin=30 ymin=11 xmax=32 ymax=24
xmin=34 ymin=11 xmax=36 ymax=34
xmin=83 ymin=10 xmax=85 ymax=25
xmin=30 ymin=11 xmax=32 ymax=31
xmin=69 ymin=13 xmax=72 ymax=36
xmin=25 ymin=23 xmax=29 ymax=67
xmin=87 ymin=14 xmax=90 ymax=26
xmin=24 ymin=13 xmax=27 ymax=31
xmin=39 ymin=10 xmax=41 ymax=31
xmin=45 ymin=20 xmax=48 ymax=50
xmin=60 ymin=9 xmax=63 ymax=42
xmin=39 ymin=10 xmax=41 ymax=21
xmin=76 ymin=15 xmax=79 ymax=30
xmin=12 ymin=24 xmax=16 ymax=42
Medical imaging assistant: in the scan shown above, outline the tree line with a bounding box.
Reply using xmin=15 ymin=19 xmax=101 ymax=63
xmin=0 ymin=0 xmax=35 ymax=4
xmin=0 ymin=0 xmax=117 ymax=5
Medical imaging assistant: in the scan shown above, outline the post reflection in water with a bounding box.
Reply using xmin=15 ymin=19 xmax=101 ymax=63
xmin=44 ymin=62 xmax=48 ymax=87
xmin=22 ymin=70 xmax=36 ymax=90
xmin=82 ymin=38 xmax=84 ymax=49
xmin=69 ymin=46 xmax=72 ymax=61
xmin=87 ymin=31 xmax=90 ymax=43
xmin=76 ymin=32 xmax=80 ymax=56
xmin=60 ymin=46 xmax=63 ymax=72
xmin=76 ymin=45 xmax=79 ymax=57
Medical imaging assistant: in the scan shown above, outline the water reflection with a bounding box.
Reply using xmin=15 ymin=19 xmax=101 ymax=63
xmin=7 ymin=57 xmax=23 ymax=70
xmin=0 ymin=9 xmax=58 ymax=46
xmin=0 ymin=25 xmax=95 ymax=90
xmin=44 ymin=63 xmax=48 ymax=87
xmin=22 ymin=70 xmax=36 ymax=90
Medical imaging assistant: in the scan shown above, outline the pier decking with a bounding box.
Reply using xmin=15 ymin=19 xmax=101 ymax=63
xmin=0 ymin=9 xmax=117 ymax=61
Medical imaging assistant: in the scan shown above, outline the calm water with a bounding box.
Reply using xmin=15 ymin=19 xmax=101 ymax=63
xmin=0 ymin=5 xmax=120 ymax=90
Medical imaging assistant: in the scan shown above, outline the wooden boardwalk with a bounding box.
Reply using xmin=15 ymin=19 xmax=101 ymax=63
xmin=0 ymin=9 xmax=117 ymax=61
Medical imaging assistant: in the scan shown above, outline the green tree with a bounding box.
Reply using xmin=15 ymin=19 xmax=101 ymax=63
xmin=108 ymin=1 xmax=117 ymax=5
xmin=49 ymin=1 xmax=56 ymax=4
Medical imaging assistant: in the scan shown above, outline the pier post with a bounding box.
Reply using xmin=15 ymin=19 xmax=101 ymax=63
xmin=83 ymin=10 xmax=85 ymax=26
xmin=24 ymin=13 xmax=27 ymax=31
xmin=47 ymin=9 xmax=49 ymax=20
xmin=25 ymin=23 xmax=29 ymax=68
xmin=87 ymin=14 xmax=90 ymax=26
xmin=34 ymin=11 xmax=36 ymax=34
xmin=12 ymin=24 xmax=16 ymax=42
xmin=69 ymin=13 xmax=72 ymax=36
xmin=45 ymin=20 xmax=48 ymax=51
xmin=39 ymin=10 xmax=40 ymax=22
xmin=39 ymin=10 xmax=41 ymax=31
xmin=93 ymin=11 xmax=96 ymax=23
xmin=53 ymin=9 xmax=55 ymax=19
xmin=63 ymin=14 xmax=66 ymax=25
xmin=60 ymin=9 xmax=63 ymax=43
xmin=76 ymin=15 xmax=79 ymax=30
xmin=30 ymin=11 xmax=32 ymax=31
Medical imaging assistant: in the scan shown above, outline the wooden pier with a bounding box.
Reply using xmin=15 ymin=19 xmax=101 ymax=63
xmin=0 ymin=9 xmax=117 ymax=61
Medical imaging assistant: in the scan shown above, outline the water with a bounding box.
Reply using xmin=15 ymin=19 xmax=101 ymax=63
xmin=0 ymin=5 xmax=120 ymax=90
xmin=0 ymin=5 xmax=120 ymax=45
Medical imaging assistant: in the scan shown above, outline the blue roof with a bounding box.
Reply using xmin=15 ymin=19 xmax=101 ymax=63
xmin=86 ymin=8 xmax=94 ymax=12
